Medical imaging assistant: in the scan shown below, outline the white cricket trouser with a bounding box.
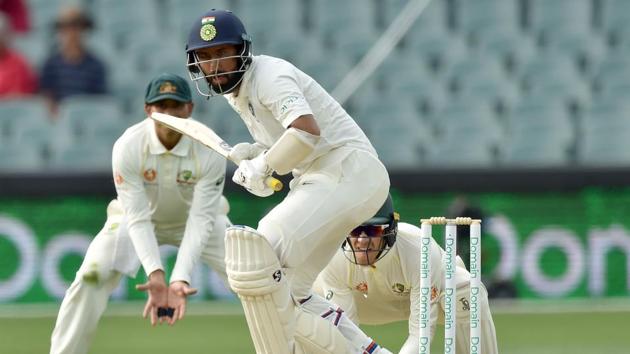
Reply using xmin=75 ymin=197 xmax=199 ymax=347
xmin=257 ymin=147 xmax=390 ymax=353
xmin=49 ymin=212 xmax=230 ymax=354
xmin=258 ymin=148 xmax=390 ymax=300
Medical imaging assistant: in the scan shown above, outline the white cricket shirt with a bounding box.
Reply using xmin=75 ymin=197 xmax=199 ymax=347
xmin=317 ymin=222 xmax=470 ymax=336
xmin=112 ymin=118 xmax=226 ymax=284
xmin=224 ymin=55 xmax=376 ymax=175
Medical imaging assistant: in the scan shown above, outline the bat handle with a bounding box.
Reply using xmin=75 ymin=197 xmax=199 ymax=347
xmin=265 ymin=176 xmax=283 ymax=191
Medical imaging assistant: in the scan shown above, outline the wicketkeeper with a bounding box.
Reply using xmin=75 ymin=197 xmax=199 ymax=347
xmin=314 ymin=195 xmax=499 ymax=354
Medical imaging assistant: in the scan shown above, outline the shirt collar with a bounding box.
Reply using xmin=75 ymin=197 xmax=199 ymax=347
xmin=146 ymin=118 xmax=191 ymax=157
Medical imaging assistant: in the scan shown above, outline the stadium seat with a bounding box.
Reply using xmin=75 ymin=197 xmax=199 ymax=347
xmin=359 ymin=92 xmax=428 ymax=169
xmin=381 ymin=60 xmax=447 ymax=118
xmin=508 ymin=99 xmax=574 ymax=130
xmin=454 ymin=0 xmax=520 ymax=38
xmin=435 ymin=101 xmax=504 ymax=149
xmin=506 ymin=100 xmax=574 ymax=157
xmin=90 ymin=0 xmax=161 ymax=48
xmin=123 ymin=32 xmax=183 ymax=73
xmin=0 ymin=98 xmax=50 ymax=141
xmin=591 ymin=55 xmax=630 ymax=91
xmin=0 ymin=144 xmax=46 ymax=172
xmin=578 ymin=101 xmax=630 ymax=166
xmin=165 ymin=0 xmax=231 ymax=41
xmin=27 ymin=0 xmax=62 ymax=32
xmin=518 ymin=52 xmax=588 ymax=105
xmin=406 ymin=29 xmax=469 ymax=75
xmin=426 ymin=136 xmax=496 ymax=168
xmin=265 ymin=31 xmax=324 ymax=65
xmin=57 ymin=95 xmax=124 ymax=139
xmin=371 ymin=136 xmax=423 ymax=169
xmin=456 ymin=70 xmax=521 ymax=114
xmin=374 ymin=52 xmax=429 ymax=89
xmin=601 ymin=0 xmax=630 ymax=39
xmin=529 ymin=0 xmax=593 ymax=36
xmin=446 ymin=54 xmax=506 ymax=92
xmin=502 ymin=99 xmax=575 ymax=167
xmin=202 ymin=98 xmax=245 ymax=145
xmin=501 ymin=128 xmax=572 ymax=167
xmin=348 ymin=76 xmax=386 ymax=120
xmin=520 ymin=51 xmax=592 ymax=110
xmin=382 ymin=0 xmax=446 ymax=33
xmin=49 ymin=143 xmax=112 ymax=172
xmin=85 ymin=31 xmax=119 ymax=68
xmin=12 ymin=32 xmax=50 ymax=70
xmin=473 ymin=29 xmax=537 ymax=74
xmin=299 ymin=52 xmax=352 ymax=92
xmin=541 ymin=31 xmax=607 ymax=76
xmin=236 ymin=0 xmax=302 ymax=47
xmin=333 ymin=28 xmax=379 ymax=64
xmin=596 ymin=75 xmax=630 ymax=102
xmin=312 ymin=0 xmax=374 ymax=44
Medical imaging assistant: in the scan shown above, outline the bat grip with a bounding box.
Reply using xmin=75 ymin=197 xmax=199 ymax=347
xmin=264 ymin=176 xmax=283 ymax=191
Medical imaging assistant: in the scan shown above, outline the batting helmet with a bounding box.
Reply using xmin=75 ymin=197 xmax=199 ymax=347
xmin=186 ymin=9 xmax=252 ymax=96
xmin=342 ymin=194 xmax=400 ymax=265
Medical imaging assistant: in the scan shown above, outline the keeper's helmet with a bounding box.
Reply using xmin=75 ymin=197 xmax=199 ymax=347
xmin=342 ymin=194 xmax=399 ymax=265
xmin=186 ymin=9 xmax=252 ymax=97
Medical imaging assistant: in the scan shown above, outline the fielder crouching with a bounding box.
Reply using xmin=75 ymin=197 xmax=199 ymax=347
xmin=50 ymin=73 xmax=231 ymax=354
xmin=314 ymin=195 xmax=499 ymax=354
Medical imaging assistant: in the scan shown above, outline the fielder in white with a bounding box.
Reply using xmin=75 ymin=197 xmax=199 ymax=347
xmin=314 ymin=195 xmax=499 ymax=354
xmin=186 ymin=9 xmax=392 ymax=354
xmin=50 ymin=73 xmax=230 ymax=354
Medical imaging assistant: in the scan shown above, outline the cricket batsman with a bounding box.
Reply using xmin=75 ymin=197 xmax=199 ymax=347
xmin=50 ymin=73 xmax=230 ymax=354
xmin=314 ymin=195 xmax=499 ymax=354
xmin=186 ymin=9 xmax=392 ymax=354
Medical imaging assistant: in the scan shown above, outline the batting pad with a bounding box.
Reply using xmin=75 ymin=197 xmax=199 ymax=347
xmin=293 ymin=309 xmax=350 ymax=354
xmin=225 ymin=226 xmax=295 ymax=354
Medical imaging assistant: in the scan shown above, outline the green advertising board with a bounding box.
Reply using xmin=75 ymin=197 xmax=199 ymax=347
xmin=0 ymin=188 xmax=628 ymax=302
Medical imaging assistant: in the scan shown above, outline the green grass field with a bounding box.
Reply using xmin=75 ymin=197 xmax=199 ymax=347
xmin=2 ymin=300 xmax=629 ymax=353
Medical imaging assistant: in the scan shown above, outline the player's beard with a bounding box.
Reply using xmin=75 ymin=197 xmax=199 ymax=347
xmin=209 ymin=71 xmax=244 ymax=95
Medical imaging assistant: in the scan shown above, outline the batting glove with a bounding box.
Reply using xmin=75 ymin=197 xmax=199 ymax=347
xmin=228 ymin=142 xmax=266 ymax=164
xmin=232 ymin=152 xmax=274 ymax=197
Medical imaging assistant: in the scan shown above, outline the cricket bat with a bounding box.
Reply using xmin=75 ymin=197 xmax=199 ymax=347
xmin=150 ymin=112 xmax=283 ymax=192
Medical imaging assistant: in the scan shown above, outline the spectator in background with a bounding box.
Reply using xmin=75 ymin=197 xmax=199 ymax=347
xmin=0 ymin=12 xmax=36 ymax=98
xmin=39 ymin=6 xmax=106 ymax=115
xmin=0 ymin=0 xmax=30 ymax=33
